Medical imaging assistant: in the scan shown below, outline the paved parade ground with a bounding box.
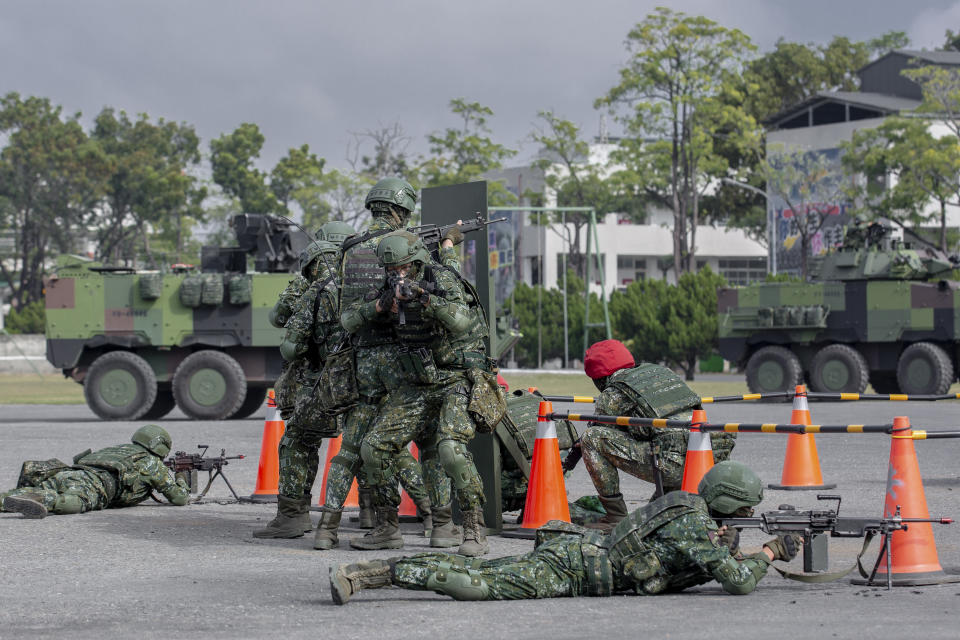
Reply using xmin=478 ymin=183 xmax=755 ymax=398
xmin=1 ymin=395 xmax=959 ymax=639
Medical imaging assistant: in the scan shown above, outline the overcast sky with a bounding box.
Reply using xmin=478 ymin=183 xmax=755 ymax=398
xmin=3 ymin=0 xmax=960 ymax=172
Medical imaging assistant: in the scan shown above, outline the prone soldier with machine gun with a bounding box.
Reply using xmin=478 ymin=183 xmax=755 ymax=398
xmin=720 ymin=494 xmax=952 ymax=590
xmin=164 ymin=446 xmax=244 ymax=503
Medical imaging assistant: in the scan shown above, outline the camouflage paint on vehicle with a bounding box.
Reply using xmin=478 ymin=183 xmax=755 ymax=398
xmin=718 ymin=225 xmax=960 ymax=396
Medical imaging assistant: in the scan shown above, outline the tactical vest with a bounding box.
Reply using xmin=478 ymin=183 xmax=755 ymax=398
xmin=394 ymin=265 xmax=442 ymax=347
xmin=339 ymin=222 xmax=398 ymax=347
xmin=606 ymin=364 xmax=701 ymax=418
xmin=606 ymin=492 xmax=707 ymax=572
xmin=312 ymin=274 xmax=345 ymax=364
xmin=75 ymin=444 xmax=156 ymax=504
xmin=430 ymin=263 xmax=490 ymax=369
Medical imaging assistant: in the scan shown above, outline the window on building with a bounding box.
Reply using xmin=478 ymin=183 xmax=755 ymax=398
xmin=617 ymin=255 xmax=646 ymax=284
xmin=715 ymin=257 xmax=767 ymax=285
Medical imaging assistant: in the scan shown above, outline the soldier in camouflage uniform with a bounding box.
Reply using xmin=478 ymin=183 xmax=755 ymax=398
xmin=577 ymin=339 xmax=736 ymax=531
xmin=330 ymin=461 xmax=801 ymax=603
xmin=1 ymin=425 xmax=189 ymax=518
xmin=256 ymin=223 xmax=434 ymax=539
xmin=315 ymin=178 xmax=449 ymax=551
xmin=354 ymin=229 xmax=494 ymax=555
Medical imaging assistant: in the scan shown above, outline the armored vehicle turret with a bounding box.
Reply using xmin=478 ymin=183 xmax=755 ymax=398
xmin=45 ymin=215 xmax=310 ymax=420
xmin=718 ymin=222 xmax=960 ymax=396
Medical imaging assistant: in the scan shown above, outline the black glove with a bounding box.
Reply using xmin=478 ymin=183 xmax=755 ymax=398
xmin=442 ymin=225 xmax=464 ymax=246
xmin=718 ymin=527 xmax=741 ymax=555
xmin=377 ymin=287 xmax=395 ymax=313
xmin=765 ymin=534 xmax=802 ymax=561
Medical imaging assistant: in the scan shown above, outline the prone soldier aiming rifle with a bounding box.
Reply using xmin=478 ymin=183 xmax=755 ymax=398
xmin=164 ymin=445 xmax=244 ymax=502
xmin=720 ymin=494 xmax=952 ymax=590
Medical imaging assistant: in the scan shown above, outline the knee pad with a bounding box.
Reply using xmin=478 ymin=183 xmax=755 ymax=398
xmin=425 ymin=562 xmax=489 ymax=601
xmin=437 ymin=440 xmax=474 ymax=491
xmin=52 ymin=494 xmax=85 ymax=514
xmin=359 ymin=441 xmax=394 ymax=486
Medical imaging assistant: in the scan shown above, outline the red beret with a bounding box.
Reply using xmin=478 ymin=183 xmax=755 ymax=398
xmin=584 ymin=339 xmax=635 ymax=379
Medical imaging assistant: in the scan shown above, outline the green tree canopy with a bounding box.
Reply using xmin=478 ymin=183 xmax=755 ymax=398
xmin=209 ymin=123 xmax=277 ymax=214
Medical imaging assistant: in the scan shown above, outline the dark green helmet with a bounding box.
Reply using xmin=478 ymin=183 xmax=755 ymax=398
xmin=299 ymin=240 xmax=338 ymax=276
xmin=131 ymin=424 xmax=172 ymax=458
xmin=697 ymin=461 xmax=763 ymax=515
xmin=377 ymin=231 xmax=431 ymax=268
xmin=318 ymin=221 xmax=355 ymax=247
xmin=365 ymin=177 xmax=417 ymax=213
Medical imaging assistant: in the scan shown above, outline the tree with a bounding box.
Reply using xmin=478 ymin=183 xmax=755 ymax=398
xmin=209 ymin=123 xmax=277 ymax=214
xmin=598 ymin=8 xmax=758 ymax=275
xmin=91 ymin=108 xmax=206 ymax=266
xmin=306 ymin=169 xmax=373 ymax=231
xmin=270 ymin=143 xmax=328 ymax=229
xmin=348 ymin=122 xmax=412 ymax=179
xmin=843 ymin=117 xmax=960 ymax=250
xmin=420 ymin=98 xmax=517 ymax=204
xmin=0 ymin=93 xmax=108 ymax=308
xmin=764 ymin=145 xmax=847 ymax=279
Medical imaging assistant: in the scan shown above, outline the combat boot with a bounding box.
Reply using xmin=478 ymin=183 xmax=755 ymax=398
xmin=252 ymin=494 xmax=310 ymax=539
xmin=457 ymin=506 xmax=489 ymax=557
xmin=349 ymin=507 xmax=403 ymax=550
xmin=329 ymin=559 xmax=393 ymax=605
xmin=429 ymin=502 xmax=462 ymax=548
xmin=313 ymin=510 xmax=342 ymax=550
xmin=415 ymin=497 xmax=433 ymax=537
xmin=2 ymin=493 xmax=47 ymax=519
xmin=583 ymin=493 xmax=628 ymax=533
xmin=357 ymin=487 xmax=375 ymax=529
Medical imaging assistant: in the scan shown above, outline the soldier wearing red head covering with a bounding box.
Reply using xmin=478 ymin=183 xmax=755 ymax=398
xmin=578 ymin=340 xmax=736 ymax=531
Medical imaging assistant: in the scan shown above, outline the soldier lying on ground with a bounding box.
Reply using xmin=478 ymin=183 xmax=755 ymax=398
xmin=1 ymin=425 xmax=189 ymax=518
xmin=329 ymin=461 xmax=801 ymax=603
xmin=577 ymin=339 xmax=736 ymax=530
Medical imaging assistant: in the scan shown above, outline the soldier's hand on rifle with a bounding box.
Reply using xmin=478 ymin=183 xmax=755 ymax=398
xmin=442 ymin=220 xmax=464 ymax=248
xmin=376 ymin=287 xmax=395 ymax=314
xmin=764 ymin=533 xmax=802 ymax=562
xmin=175 ymin=471 xmax=191 ymax=486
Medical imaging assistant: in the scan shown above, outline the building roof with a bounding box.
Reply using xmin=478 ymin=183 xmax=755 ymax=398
xmin=858 ymin=49 xmax=960 ymax=75
xmin=763 ymin=91 xmax=921 ymax=128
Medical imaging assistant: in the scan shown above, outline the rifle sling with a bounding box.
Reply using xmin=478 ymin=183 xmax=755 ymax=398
xmin=768 ymin=532 xmax=877 ymax=584
xmin=495 ymin=422 xmax=531 ymax=480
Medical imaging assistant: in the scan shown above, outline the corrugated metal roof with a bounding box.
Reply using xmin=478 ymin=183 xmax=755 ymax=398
xmin=858 ymin=49 xmax=960 ymax=75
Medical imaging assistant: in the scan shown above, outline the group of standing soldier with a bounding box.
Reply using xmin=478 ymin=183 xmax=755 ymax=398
xmin=0 ymin=175 xmax=804 ymax=606
xmin=256 ymin=177 xmax=497 ymax=557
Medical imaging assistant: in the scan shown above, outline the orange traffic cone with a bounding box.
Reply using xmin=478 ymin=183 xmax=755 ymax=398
xmin=242 ymin=389 xmax=285 ymax=503
xmin=853 ymin=416 xmax=960 ymax=586
xmin=521 ymin=401 xmax=571 ymax=528
xmin=768 ymin=385 xmax=836 ymax=490
xmin=317 ymin=435 xmax=359 ymax=508
xmin=681 ymin=409 xmax=714 ymax=493
xmin=398 ymin=443 xmax=419 ymax=517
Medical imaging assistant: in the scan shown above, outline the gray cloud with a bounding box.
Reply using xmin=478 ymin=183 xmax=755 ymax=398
xmin=2 ymin=0 xmax=957 ymax=171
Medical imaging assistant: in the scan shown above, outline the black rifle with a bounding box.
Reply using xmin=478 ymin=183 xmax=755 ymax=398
xmin=720 ymin=494 xmax=952 ymax=589
xmin=164 ymin=445 xmax=245 ymax=501
xmin=408 ymin=213 xmax=507 ymax=257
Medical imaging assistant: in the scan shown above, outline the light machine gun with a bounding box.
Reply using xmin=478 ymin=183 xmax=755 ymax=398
xmin=164 ymin=445 xmax=245 ymax=502
xmin=720 ymin=494 xmax=952 ymax=590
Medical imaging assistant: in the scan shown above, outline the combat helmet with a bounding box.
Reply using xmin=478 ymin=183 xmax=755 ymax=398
xmin=131 ymin=424 xmax=173 ymax=458
xmin=697 ymin=461 xmax=763 ymax=515
xmin=319 ymin=220 xmax=356 ymax=247
xmin=365 ymin=178 xmax=417 ymax=214
xmin=299 ymin=240 xmax=339 ymax=277
xmin=377 ymin=231 xmax=430 ymax=269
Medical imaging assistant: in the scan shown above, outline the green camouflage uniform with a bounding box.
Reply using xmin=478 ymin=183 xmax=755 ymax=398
xmin=360 ymin=246 xmax=486 ymax=512
xmin=582 ymin=366 xmax=736 ymax=497
xmin=271 ymin=274 xmax=312 ymax=420
xmin=325 ymin=217 xmax=443 ymax=513
xmin=390 ymin=492 xmax=770 ymax=599
xmin=1 ymin=444 xmax=189 ymax=514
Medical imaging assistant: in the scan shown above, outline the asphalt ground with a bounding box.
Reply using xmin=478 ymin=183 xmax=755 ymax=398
xmin=1 ymin=398 xmax=959 ymax=640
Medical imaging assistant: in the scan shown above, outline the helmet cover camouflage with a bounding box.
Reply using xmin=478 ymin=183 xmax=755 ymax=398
xmin=697 ymin=461 xmax=763 ymax=515
xmin=318 ymin=221 xmax=356 ymax=247
xmin=365 ymin=177 xmax=417 ymax=213
xmin=377 ymin=231 xmax=431 ymax=268
xmin=131 ymin=424 xmax=173 ymax=458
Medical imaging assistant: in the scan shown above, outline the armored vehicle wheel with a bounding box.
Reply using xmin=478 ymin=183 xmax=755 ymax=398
xmin=897 ymin=342 xmax=954 ymax=396
xmin=84 ymin=351 xmax=158 ymax=421
xmin=869 ymin=372 xmax=900 ymax=395
xmin=808 ymin=344 xmax=868 ymax=394
xmin=142 ymin=388 xmax=177 ymax=420
xmin=229 ymin=386 xmax=267 ymax=419
xmin=172 ymin=350 xmax=247 ymax=420
xmin=745 ymin=346 xmax=802 ymax=395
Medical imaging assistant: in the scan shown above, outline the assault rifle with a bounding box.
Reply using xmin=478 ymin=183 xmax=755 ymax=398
xmin=408 ymin=213 xmax=507 ymax=257
xmin=164 ymin=445 xmax=244 ymax=501
xmin=720 ymin=494 xmax=952 ymax=589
